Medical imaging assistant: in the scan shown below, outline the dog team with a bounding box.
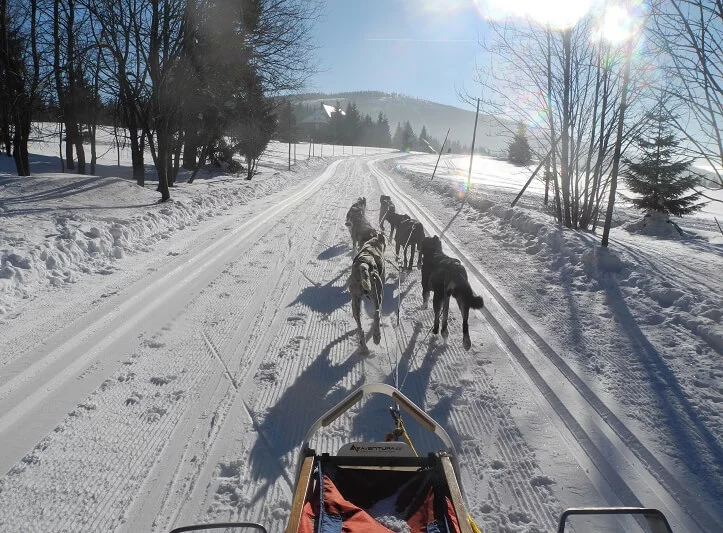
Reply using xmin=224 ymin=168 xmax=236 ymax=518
xmin=346 ymin=194 xmax=484 ymax=351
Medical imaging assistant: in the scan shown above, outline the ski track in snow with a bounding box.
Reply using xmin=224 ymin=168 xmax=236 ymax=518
xmin=376 ymin=157 xmax=721 ymax=532
xmin=0 ymin=152 xmax=720 ymax=533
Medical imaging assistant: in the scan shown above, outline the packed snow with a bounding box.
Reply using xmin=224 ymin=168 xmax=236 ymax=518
xmin=0 ymin=128 xmax=721 ymax=533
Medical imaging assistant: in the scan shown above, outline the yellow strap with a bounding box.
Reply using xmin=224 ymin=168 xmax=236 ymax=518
xmin=397 ymin=420 xmax=483 ymax=533
xmin=468 ymin=513 xmax=483 ymax=533
xmin=396 ymin=417 xmax=418 ymax=457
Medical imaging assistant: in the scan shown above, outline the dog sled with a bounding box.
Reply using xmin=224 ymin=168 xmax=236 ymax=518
xmin=171 ymin=384 xmax=676 ymax=533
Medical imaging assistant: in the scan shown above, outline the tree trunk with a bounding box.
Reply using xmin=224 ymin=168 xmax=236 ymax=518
xmin=74 ymin=123 xmax=85 ymax=174
xmin=173 ymin=133 xmax=181 ymax=183
xmin=560 ymin=29 xmax=572 ymax=227
xmin=89 ymin=123 xmax=97 ymax=175
xmin=130 ymin=124 xmax=144 ymax=186
xmin=188 ymin=141 xmax=209 ymax=184
xmin=11 ymin=104 xmax=31 ymax=176
xmin=601 ymin=39 xmax=634 ymax=247
xmin=183 ymin=125 xmax=197 ymax=169
xmin=546 ymin=28 xmax=562 ymax=222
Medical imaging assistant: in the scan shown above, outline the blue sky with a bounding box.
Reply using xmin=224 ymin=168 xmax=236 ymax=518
xmin=309 ymin=1 xmax=488 ymax=109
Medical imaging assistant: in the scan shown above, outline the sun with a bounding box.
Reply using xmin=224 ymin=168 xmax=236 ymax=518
xmin=593 ymin=3 xmax=645 ymax=44
xmin=475 ymin=0 xmax=594 ymax=29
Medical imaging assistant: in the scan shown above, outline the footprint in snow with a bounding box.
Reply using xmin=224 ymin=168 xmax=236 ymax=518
xmin=125 ymin=392 xmax=143 ymax=406
xmin=150 ymin=375 xmax=176 ymax=386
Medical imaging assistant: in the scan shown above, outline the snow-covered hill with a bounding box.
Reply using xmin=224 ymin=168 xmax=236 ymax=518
xmin=294 ymin=91 xmax=515 ymax=154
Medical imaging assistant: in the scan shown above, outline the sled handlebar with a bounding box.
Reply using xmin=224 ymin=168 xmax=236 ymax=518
xmin=302 ymin=383 xmax=454 ymax=452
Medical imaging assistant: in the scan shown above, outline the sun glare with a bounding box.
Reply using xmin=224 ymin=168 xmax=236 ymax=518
xmin=593 ymin=3 xmax=644 ymax=44
xmin=476 ymin=0 xmax=593 ymax=29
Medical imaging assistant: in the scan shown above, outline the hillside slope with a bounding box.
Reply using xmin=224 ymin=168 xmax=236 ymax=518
xmin=295 ymin=91 xmax=513 ymax=154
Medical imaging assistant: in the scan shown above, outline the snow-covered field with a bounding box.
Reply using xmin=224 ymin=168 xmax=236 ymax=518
xmin=0 ymin=130 xmax=721 ymax=533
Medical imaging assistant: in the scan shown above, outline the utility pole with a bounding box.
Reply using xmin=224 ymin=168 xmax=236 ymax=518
xmin=467 ymin=99 xmax=480 ymax=194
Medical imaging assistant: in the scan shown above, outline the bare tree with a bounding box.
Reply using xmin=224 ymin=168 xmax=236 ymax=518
xmin=649 ymin=0 xmax=723 ymax=186
xmin=1 ymin=0 xmax=41 ymax=176
xmin=471 ymin=14 xmax=647 ymax=231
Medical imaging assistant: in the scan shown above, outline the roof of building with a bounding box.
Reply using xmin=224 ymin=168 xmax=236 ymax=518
xmin=299 ymin=103 xmax=345 ymax=125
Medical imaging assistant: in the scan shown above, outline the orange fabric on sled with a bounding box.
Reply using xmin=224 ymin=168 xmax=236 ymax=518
xmin=298 ymin=473 xmax=395 ymax=533
xmin=297 ymin=471 xmax=462 ymax=533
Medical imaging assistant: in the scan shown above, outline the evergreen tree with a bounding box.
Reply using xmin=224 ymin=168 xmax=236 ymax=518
xmin=228 ymin=69 xmax=276 ymax=180
xmin=418 ymin=125 xmax=433 ymax=152
xmin=399 ymin=121 xmax=416 ymax=152
xmin=275 ymin=100 xmax=298 ymax=143
xmin=327 ymin=101 xmax=344 ymax=144
xmin=392 ymin=122 xmax=403 ymax=150
xmin=343 ymin=102 xmax=361 ymax=145
xmin=360 ymin=113 xmax=375 ymax=146
xmin=376 ymin=112 xmax=392 ymax=148
xmin=622 ymin=105 xmax=705 ymax=216
xmin=507 ymin=123 xmax=532 ymax=165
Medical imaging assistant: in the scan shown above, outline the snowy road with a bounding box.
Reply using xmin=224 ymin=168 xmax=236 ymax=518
xmin=0 ymin=155 xmax=718 ymax=532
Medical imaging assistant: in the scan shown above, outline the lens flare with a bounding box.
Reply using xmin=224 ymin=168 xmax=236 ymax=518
xmin=474 ymin=0 xmax=593 ymax=30
xmin=592 ymin=2 xmax=646 ymax=45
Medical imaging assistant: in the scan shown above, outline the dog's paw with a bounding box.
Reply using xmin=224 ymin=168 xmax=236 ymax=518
xmin=420 ymin=303 xmax=428 ymax=310
xmin=463 ymin=336 xmax=472 ymax=351
xmin=441 ymin=329 xmax=449 ymax=340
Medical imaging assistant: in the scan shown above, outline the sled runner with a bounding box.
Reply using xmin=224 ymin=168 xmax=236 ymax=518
xmin=170 ymin=383 xmax=676 ymax=533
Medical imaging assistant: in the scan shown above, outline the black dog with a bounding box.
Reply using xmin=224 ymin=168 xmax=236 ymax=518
xmin=395 ymin=218 xmax=425 ymax=270
xmin=384 ymin=205 xmax=410 ymax=241
xmin=345 ymin=197 xmax=376 ymax=253
xmin=421 ymin=236 xmax=484 ymax=350
xmin=379 ymin=195 xmax=394 ymax=232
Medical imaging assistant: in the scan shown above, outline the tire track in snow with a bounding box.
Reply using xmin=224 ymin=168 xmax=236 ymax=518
xmin=370 ymin=156 xmax=718 ymax=532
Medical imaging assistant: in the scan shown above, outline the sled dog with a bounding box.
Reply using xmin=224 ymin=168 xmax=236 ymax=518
xmin=348 ymin=233 xmax=387 ymax=348
xmin=421 ymin=235 xmax=484 ymax=350
xmin=379 ymin=195 xmax=394 ymax=231
xmin=383 ymin=205 xmax=410 ymax=241
xmin=345 ymin=197 xmax=377 ymax=253
xmin=395 ymin=218 xmax=425 ymax=269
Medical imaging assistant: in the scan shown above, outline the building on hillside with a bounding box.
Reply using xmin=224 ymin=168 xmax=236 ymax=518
xmin=298 ymin=103 xmax=345 ymax=140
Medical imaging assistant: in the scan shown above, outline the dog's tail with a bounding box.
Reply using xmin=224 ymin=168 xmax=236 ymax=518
xmin=453 ymin=281 xmax=484 ymax=309
xmin=360 ymin=263 xmax=372 ymax=295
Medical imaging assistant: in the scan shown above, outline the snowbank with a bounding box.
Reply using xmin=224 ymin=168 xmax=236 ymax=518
xmin=0 ymin=147 xmax=329 ymax=317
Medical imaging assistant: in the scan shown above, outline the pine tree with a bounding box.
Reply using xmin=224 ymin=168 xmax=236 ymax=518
xmin=343 ymin=102 xmax=361 ymax=145
xmin=376 ymin=112 xmax=392 ymax=148
xmin=392 ymin=122 xmax=403 ymax=150
xmin=507 ymin=123 xmax=532 ymax=165
xmin=327 ymin=102 xmax=344 ymax=144
xmin=400 ymin=121 xmax=416 ymax=152
xmin=622 ymin=105 xmax=705 ymax=216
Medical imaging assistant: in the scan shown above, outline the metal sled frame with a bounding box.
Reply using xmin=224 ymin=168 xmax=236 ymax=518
xmin=557 ymin=507 xmax=674 ymax=533
xmin=285 ymin=383 xmax=473 ymax=533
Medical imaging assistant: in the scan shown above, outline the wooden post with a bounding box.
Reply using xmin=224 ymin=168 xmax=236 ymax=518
xmin=511 ymin=154 xmax=549 ymax=207
xmin=430 ymin=128 xmax=450 ymax=182
xmin=288 ymin=100 xmax=291 ymax=170
xmin=466 ymin=99 xmax=480 ymax=195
